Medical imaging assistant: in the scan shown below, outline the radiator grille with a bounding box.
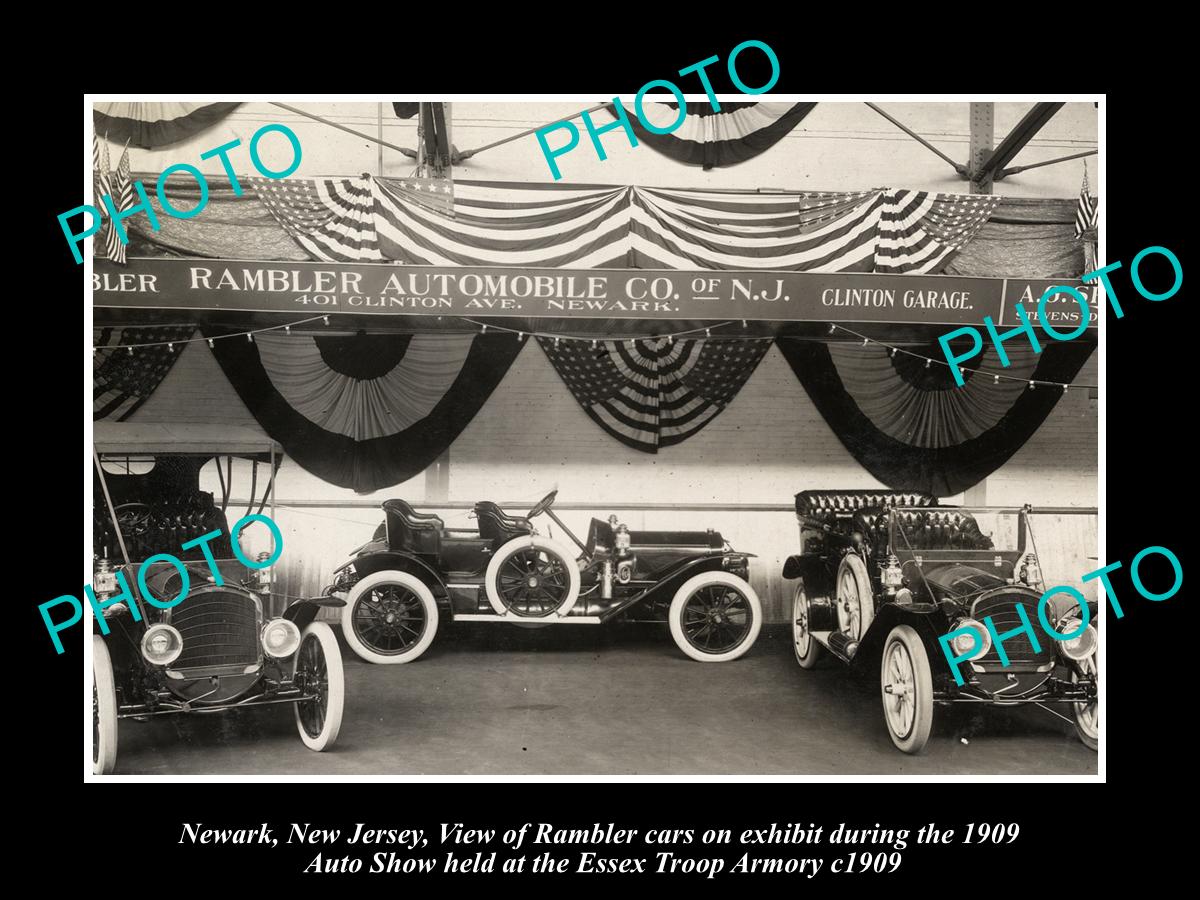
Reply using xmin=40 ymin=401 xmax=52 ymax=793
xmin=169 ymin=588 xmax=260 ymax=671
xmin=972 ymin=591 xmax=1054 ymax=668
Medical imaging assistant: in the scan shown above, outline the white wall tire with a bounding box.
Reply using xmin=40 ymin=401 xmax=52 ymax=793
xmin=92 ymin=635 xmax=118 ymax=775
xmin=485 ymin=535 xmax=581 ymax=618
xmin=792 ymin=582 xmax=825 ymax=670
xmin=293 ymin=622 xmax=345 ymax=752
xmin=342 ymin=570 xmax=439 ymax=664
xmin=1071 ymin=653 xmax=1098 ymax=751
xmin=669 ymin=571 xmax=762 ymax=663
xmin=881 ymin=625 xmax=934 ymax=754
xmin=836 ymin=554 xmax=874 ymax=641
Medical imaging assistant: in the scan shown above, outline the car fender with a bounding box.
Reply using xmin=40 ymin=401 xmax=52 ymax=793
xmin=347 ymin=551 xmax=448 ymax=600
xmin=636 ymin=555 xmax=731 ymax=607
xmin=782 ymin=553 xmax=836 ymax=599
xmin=283 ymin=596 xmax=346 ymax=632
xmin=851 ymin=603 xmax=953 ymax=676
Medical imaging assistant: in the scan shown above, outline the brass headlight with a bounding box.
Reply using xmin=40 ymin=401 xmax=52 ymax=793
xmin=141 ymin=624 xmax=184 ymax=666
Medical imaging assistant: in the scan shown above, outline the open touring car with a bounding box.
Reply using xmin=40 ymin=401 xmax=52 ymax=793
xmin=783 ymin=490 xmax=1098 ymax=754
xmin=327 ymin=489 xmax=762 ymax=664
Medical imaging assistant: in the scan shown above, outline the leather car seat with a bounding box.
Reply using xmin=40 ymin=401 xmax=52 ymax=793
xmin=381 ymin=499 xmax=444 ymax=555
xmin=474 ymin=501 xmax=533 ymax=544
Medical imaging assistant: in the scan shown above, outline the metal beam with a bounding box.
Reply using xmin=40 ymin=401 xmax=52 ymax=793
xmin=968 ymin=103 xmax=995 ymax=194
xmin=864 ymin=102 xmax=967 ymax=175
xmin=973 ymin=102 xmax=1065 ymax=185
xmin=998 ymin=148 xmax=1097 ymax=180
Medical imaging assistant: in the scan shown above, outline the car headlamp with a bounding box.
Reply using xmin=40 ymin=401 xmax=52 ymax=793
xmin=1058 ymin=622 xmax=1098 ymax=661
xmin=950 ymin=618 xmax=991 ymax=660
xmin=141 ymin=624 xmax=183 ymax=666
xmin=261 ymin=618 xmax=302 ymax=658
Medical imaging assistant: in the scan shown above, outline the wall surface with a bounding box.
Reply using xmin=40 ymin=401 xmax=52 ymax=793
xmin=109 ymin=99 xmax=1101 ymax=622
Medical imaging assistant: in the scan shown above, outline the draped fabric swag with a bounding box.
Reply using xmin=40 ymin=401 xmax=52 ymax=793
xmin=538 ymin=337 xmax=770 ymax=453
xmin=93 ymin=325 xmax=195 ymax=421
xmin=199 ymin=329 xmax=523 ymax=493
xmin=775 ymin=340 xmax=1095 ymax=497
xmin=93 ymin=103 xmax=241 ymax=149
xmin=606 ymin=101 xmax=818 ymax=170
xmin=107 ymin=175 xmax=1097 ymax=490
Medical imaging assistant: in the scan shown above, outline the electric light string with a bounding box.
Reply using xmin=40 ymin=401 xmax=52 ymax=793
xmin=91 ymin=315 xmax=332 ymax=354
xmin=90 ymin=314 xmax=1098 ymax=392
xmin=823 ymin=323 xmax=1098 ymax=392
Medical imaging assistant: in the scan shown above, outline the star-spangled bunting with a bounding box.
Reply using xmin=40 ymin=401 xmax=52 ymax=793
xmin=538 ymin=337 xmax=770 ymax=453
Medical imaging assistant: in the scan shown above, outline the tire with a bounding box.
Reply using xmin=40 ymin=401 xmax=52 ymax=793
xmin=1071 ymin=653 xmax=1098 ymax=751
xmin=293 ymin=622 xmax=345 ymax=752
xmin=485 ymin=535 xmax=581 ymax=618
xmin=836 ymin=554 xmax=874 ymax=641
xmin=881 ymin=625 xmax=934 ymax=754
xmin=342 ymin=570 xmax=439 ymax=664
xmin=92 ymin=635 xmax=118 ymax=775
xmin=669 ymin=572 xmax=762 ymax=663
xmin=792 ymin=581 xmax=825 ymax=670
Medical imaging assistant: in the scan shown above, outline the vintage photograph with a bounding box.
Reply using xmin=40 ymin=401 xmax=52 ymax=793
xmin=86 ymin=97 xmax=1099 ymax=776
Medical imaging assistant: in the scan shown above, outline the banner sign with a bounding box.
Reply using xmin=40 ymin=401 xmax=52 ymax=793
xmin=94 ymin=258 xmax=1097 ymax=329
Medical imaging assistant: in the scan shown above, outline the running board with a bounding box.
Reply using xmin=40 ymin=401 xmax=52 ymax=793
xmin=452 ymin=613 xmax=603 ymax=624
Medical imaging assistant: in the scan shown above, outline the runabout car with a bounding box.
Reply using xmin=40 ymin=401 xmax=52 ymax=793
xmin=327 ymin=489 xmax=761 ymax=664
xmin=782 ymin=490 xmax=1098 ymax=754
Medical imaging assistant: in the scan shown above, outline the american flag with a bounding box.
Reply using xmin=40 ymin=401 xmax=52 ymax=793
xmin=251 ymin=176 xmax=383 ymax=261
xmin=92 ymin=136 xmax=135 ymax=264
xmin=538 ymin=337 xmax=769 ymax=452
xmin=1074 ymin=167 xmax=1097 ymax=239
xmin=874 ymin=190 xmax=1001 ymax=273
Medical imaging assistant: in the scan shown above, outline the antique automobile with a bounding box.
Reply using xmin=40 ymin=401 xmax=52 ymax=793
xmin=782 ymin=490 xmax=1098 ymax=754
xmin=327 ymin=489 xmax=761 ymax=664
xmin=91 ymin=424 xmax=345 ymax=775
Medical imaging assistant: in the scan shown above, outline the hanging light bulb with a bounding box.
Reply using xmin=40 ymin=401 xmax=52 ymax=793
xmin=667 ymin=335 xmax=674 ymax=345
xmin=592 ymin=339 xmax=597 ymax=349
xmin=322 ymin=315 xmax=330 ymax=325
xmin=862 ymin=338 xmax=870 ymax=346
xmin=1063 ymin=384 xmax=1069 ymax=394
xmin=554 ymin=337 xmax=560 ymax=348
xmin=1028 ymin=382 xmax=1036 ymax=390
xmin=741 ymin=319 xmax=747 ymax=328
xmin=167 ymin=343 xmax=174 ymax=352
xmin=705 ymin=327 xmax=711 ymax=337
xmin=247 ymin=332 xmax=254 ymax=342
xmin=481 ymin=324 xmax=488 ymax=333
xmin=829 ymin=324 xmax=837 ymax=334
xmin=91 ymin=346 xmax=97 ymax=356
xmin=924 ymin=358 xmax=931 ymax=369
xmin=889 ymin=347 xmax=897 ymax=357
xmin=284 ymin=325 xmax=291 ymax=335
xmin=517 ymin=331 xmax=525 ymax=341
xmin=993 ymin=374 xmax=1000 ymax=384
xmin=127 ymin=346 xmax=134 ymax=356
xmin=207 ymin=338 xmax=215 ymax=348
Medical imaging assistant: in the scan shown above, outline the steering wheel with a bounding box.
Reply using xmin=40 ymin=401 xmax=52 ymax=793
xmin=527 ymin=489 xmax=558 ymax=519
xmin=113 ymin=502 xmax=152 ymax=534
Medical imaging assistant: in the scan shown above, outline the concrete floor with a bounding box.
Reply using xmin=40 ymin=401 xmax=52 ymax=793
xmin=113 ymin=625 xmax=1097 ymax=775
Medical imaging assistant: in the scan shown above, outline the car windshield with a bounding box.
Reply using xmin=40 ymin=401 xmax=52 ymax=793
xmin=891 ymin=508 xmax=1024 ymax=553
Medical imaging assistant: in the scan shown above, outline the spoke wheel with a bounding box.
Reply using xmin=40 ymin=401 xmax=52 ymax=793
xmin=496 ymin=548 xmax=571 ymax=618
xmin=836 ymin=554 xmax=874 ymax=641
xmin=669 ymin=572 xmax=762 ymax=663
xmin=880 ymin=624 xmax=933 ymax=754
xmin=342 ymin=570 xmax=439 ymax=664
xmin=485 ymin=536 xmax=581 ymax=618
xmin=92 ymin=635 xmax=118 ymax=775
xmin=1071 ymin=653 xmax=1098 ymax=751
xmin=792 ymin=582 xmax=825 ymax=669
xmin=293 ymin=622 xmax=344 ymax=751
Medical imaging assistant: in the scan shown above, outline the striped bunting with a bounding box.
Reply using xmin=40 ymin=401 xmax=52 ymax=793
xmin=875 ymin=190 xmax=1001 ymax=274
xmin=613 ymin=101 xmax=817 ymax=170
xmin=93 ymin=325 xmax=195 ymax=421
xmin=252 ymin=176 xmax=383 ymax=261
xmin=252 ymin=176 xmax=999 ymax=274
xmin=538 ymin=336 xmax=769 ymax=452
